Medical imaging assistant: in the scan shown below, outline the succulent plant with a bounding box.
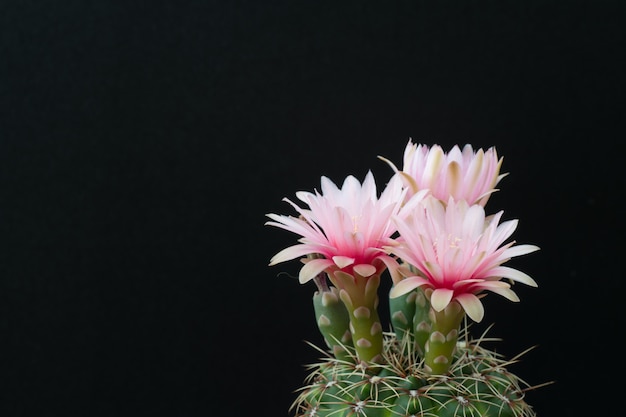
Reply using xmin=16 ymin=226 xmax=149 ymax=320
xmin=292 ymin=329 xmax=538 ymax=417
xmin=267 ymin=141 xmax=547 ymax=416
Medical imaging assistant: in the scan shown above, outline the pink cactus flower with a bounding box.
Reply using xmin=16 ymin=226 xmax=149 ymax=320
xmin=387 ymin=196 xmax=539 ymax=322
xmin=266 ymin=171 xmax=427 ymax=284
xmin=380 ymin=140 xmax=506 ymax=206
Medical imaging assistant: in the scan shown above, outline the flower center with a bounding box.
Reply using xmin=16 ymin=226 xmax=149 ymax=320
xmin=447 ymin=234 xmax=462 ymax=248
xmin=351 ymin=215 xmax=361 ymax=233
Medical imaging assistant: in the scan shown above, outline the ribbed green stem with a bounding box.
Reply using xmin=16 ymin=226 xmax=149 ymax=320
xmin=340 ymin=291 xmax=383 ymax=364
xmin=424 ymin=301 xmax=465 ymax=375
xmin=312 ymin=286 xmax=353 ymax=360
xmin=329 ymin=271 xmax=383 ymax=365
xmin=412 ymin=288 xmax=432 ymax=356
xmin=389 ymin=288 xmax=416 ymax=347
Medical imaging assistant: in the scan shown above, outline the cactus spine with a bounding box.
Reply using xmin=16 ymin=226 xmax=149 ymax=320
xmin=291 ymin=270 xmax=542 ymax=417
xmin=292 ymin=318 xmax=539 ymax=417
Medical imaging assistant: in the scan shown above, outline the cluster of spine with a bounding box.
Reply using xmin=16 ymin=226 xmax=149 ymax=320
xmin=293 ymin=285 xmax=538 ymax=417
xmin=292 ymin=331 xmax=536 ymax=417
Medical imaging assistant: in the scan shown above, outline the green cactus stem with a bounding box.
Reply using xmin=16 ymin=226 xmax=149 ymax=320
xmin=424 ymin=300 xmax=465 ymax=375
xmin=328 ymin=270 xmax=384 ymax=365
xmin=389 ymin=285 xmax=433 ymax=358
xmin=412 ymin=287 xmax=432 ymax=356
xmin=312 ymin=286 xmax=353 ymax=360
xmin=291 ymin=329 xmax=543 ymax=417
xmin=389 ymin=288 xmax=416 ymax=343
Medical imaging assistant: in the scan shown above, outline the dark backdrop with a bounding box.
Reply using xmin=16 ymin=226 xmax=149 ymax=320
xmin=1 ymin=1 xmax=624 ymax=416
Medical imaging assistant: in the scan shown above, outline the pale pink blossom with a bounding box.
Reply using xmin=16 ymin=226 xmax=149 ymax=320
xmin=380 ymin=140 xmax=506 ymax=206
xmin=387 ymin=196 xmax=539 ymax=322
xmin=266 ymin=171 xmax=427 ymax=284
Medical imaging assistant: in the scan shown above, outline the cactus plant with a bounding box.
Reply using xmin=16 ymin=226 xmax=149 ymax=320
xmin=266 ymin=141 xmax=547 ymax=416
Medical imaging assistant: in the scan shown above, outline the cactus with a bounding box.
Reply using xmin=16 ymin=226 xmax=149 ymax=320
xmin=291 ymin=329 xmax=538 ymax=417
xmin=266 ymin=141 xmax=548 ymax=416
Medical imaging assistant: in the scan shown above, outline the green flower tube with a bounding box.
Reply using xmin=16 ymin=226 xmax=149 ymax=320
xmin=312 ymin=286 xmax=353 ymax=360
xmin=329 ymin=270 xmax=383 ymax=365
xmin=423 ymin=301 xmax=465 ymax=375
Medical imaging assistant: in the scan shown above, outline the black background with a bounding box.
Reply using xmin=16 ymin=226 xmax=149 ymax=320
xmin=1 ymin=1 xmax=624 ymax=416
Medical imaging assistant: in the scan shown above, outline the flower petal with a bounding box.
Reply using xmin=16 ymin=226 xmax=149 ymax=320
xmin=455 ymin=293 xmax=485 ymax=322
xmin=489 ymin=266 xmax=538 ymax=287
xmin=485 ymin=286 xmax=520 ymax=302
xmin=377 ymin=254 xmax=402 ymax=284
xmin=332 ymin=255 xmax=355 ymax=269
xmin=382 ymin=142 xmax=503 ymax=205
xmin=502 ymin=244 xmax=540 ymax=258
xmin=353 ymin=264 xmax=377 ymax=277
xmin=430 ymin=288 xmax=454 ymax=312
xmin=299 ymin=258 xmax=333 ymax=284
xmin=389 ymin=276 xmax=429 ymax=298
xmin=269 ymin=244 xmax=312 ymax=266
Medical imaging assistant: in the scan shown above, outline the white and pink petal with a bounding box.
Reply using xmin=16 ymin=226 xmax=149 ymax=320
xmin=389 ymin=276 xmax=430 ymax=298
xmin=455 ymin=293 xmax=485 ymax=322
xmin=299 ymin=258 xmax=334 ymax=284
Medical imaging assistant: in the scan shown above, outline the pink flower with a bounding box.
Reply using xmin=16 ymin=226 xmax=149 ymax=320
xmin=266 ymin=171 xmax=427 ymax=284
xmin=380 ymin=140 xmax=506 ymax=206
xmin=387 ymin=196 xmax=539 ymax=322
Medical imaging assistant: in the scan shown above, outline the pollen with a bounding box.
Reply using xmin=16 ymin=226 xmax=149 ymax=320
xmin=449 ymin=234 xmax=462 ymax=248
xmin=351 ymin=215 xmax=361 ymax=233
